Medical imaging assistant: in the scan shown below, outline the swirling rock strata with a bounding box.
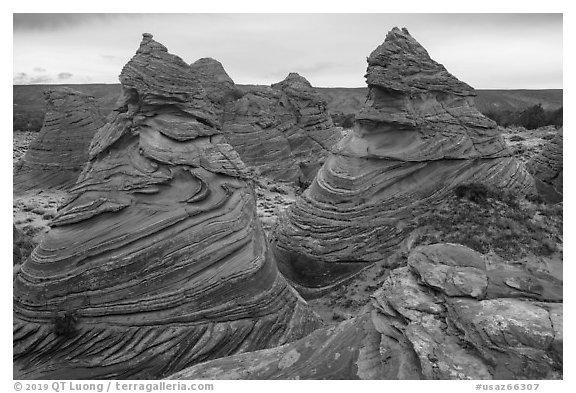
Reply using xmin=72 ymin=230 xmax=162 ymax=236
xmin=272 ymin=27 xmax=535 ymax=295
xmin=169 ymin=244 xmax=562 ymax=380
xmin=13 ymin=87 xmax=106 ymax=194
xmin=221 ymin=73 xmax=342 ymax=183
xmin=13 ymin=33 xmax=321 ymax=380
xmin=526 ymin=128 xmax=563 ymax=203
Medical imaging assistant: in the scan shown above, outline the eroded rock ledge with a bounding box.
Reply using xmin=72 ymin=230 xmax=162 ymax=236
xmin=13 ymin=87 xmax=106 ymax=195
xmin=13 ymin=33 xmax=321 ymax=380
xmin=168 ymin=244 xmax=562 ymax=380
xmin=272 ymin=27 xmax=535 ymax=296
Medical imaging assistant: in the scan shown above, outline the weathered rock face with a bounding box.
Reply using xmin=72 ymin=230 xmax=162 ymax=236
xmin=272 ymin=27 xmax=535 ymax=295
xmin=169 ymin=244 xmax=562 ymax=380
xmin=13 ymin=33 xmax=321 ymax=380
xmin=527 ymin=128 xmax=563 ymax=203
xmin=13 ymin=87 xmax=106 ymax=194
xmin=189 ymin=57 xmax=242 ymax=118
xmin=221 ymin=73 xmax=342 ymax=183
xmin=13 ymin=225 xmax=34 ymax=266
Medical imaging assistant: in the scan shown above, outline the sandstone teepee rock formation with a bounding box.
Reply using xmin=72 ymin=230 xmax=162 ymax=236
xmin=13 ymin=33 xmax=321 ymax=380
xmin=272 ymin=27 xmax=535 ymax=296
xmin=189 ymin=57 xmax=242 ymax=117
xmin=13 ymin=87 xmax=106 ymax=194
xmin=527 ymin=128 xmax=563 ymax=203
xmin=169 ymin=244 xmax=562 ymax=380
xmin=216 ymin=72 xmax=342 ymax=183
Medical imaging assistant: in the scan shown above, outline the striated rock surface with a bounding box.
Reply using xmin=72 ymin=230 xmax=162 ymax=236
xmin=189 ymin=57 xmax=242 ymax=118
xmin=13 ymin=33 xmax=321 ymax=380
xmin=272 ymin=27 xmax=535 ymax=295
xmin=169 ymin=244 xmax=562 ymax=380
xmin=221 ymin=73 xmax=342 ymax=183
xmin=527 ymin=128 xmax=563 ymax=203
xmin=13 ymin=88 xmax=107 ymax=194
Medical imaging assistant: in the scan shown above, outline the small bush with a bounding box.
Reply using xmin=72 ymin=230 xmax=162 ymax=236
xmin=269 ymin=185 xmax=288 ymax=195
xmin=509 ymin=135 xmax=525 ymax=142
xmin=42 ymin=211 xmax=55 ymax=220
xmin=331 ymin=312 xmax=346 ymax=322
xmin=53 ymin=311 xmax=78 ymax=338
xmin=453 ymin=183 xmax=490 ymax=204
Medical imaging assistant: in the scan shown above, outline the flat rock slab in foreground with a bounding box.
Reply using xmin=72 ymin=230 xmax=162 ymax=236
xmin=13 ymin=34 xmax=321 ymax=380
xmin=272 ymin=27 xmax=535 ymax=296
xmin=169 ymin=244 xmax=562 ymax=380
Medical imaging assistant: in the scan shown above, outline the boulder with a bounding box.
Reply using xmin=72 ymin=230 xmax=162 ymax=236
xmin=272 ymin=27 xmax=535 ymax=296
xmin=13 ymin=33 xmax=321 ymax=380
xmin=13 ymin=87 xmax=106 ymax=194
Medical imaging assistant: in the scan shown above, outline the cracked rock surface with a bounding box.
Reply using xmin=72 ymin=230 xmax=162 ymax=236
xmin=169 ymin=243 xmax=562 ymax=380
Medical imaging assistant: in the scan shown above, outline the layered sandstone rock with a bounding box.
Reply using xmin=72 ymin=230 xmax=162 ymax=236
xmin=13 ymin=88 xmax=106 ymax=194
xmin=220 ymin=73 xmax=342 ymax=183
xmin=13 ymin=33 xmax=321 ymax=380
xmin=527 ymin=128 xmax=563 ymax=203
xmin=189 ymin=57 xmax=242 ymax=118
xmin=169 ymin=244 xmax=562 ymax=380
xmin=272 ymin=27 xmax=535 ymax=295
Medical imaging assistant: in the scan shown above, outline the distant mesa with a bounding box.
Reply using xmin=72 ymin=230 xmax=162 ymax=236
xmin=527 ymin=128 xmax=563 ymax=203
xmin=169 ymin=243 xmax=562 ymax=380
xmin=13 ymin=33 xmax=321 ymax=379
xmin=13 ymin=87 xmax=106 ymax=194
xmin=272 ymin=27 xmax=536 ymax=296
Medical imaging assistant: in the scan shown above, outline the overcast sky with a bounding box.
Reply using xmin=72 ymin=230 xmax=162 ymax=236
xmin=13 ymin=13 xmax=562 ymax=89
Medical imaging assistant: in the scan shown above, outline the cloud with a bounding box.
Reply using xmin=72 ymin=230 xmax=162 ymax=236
xmin=33 ymin=67 xmax=46 ymax=72
xmin=100 ymin=54 xmax=123 ymax=61
xmin=57 ymin=72 xmax=73 ymax=80
xmin=13 ymin=72 xmax=28 ymax=84
xmin=13 ymin=13 xmax=123 ymax=31
xmin=29 ymin=75 xmax=54 ymax=84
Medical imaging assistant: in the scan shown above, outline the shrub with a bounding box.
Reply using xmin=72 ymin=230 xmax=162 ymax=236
xmin=453 ymin=183 xmax=490 ymax=204
xmin=53 ymin=311 xmax=79 ymax=338
xmin=331 ymin=312 xmax=346 ymax=322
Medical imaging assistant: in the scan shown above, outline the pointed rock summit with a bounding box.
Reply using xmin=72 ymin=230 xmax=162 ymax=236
xmin=13 ymin=87 xmax=106 ymax=194
xmin=366 ymin=27 xmax=474 ymax=96
xmin=189 ymin=57 xmax=242 ymax=113
xmin=221 ymin=72 xmax=342 ymax=183
xmin=13 ymin=33 xmax=321 ymax=379
xmin=272 ymin=27 xmax=535 ymax=296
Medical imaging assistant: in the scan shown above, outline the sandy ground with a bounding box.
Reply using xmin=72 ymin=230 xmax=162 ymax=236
xmin=500 ymin=125 xmax=559 ymax=163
